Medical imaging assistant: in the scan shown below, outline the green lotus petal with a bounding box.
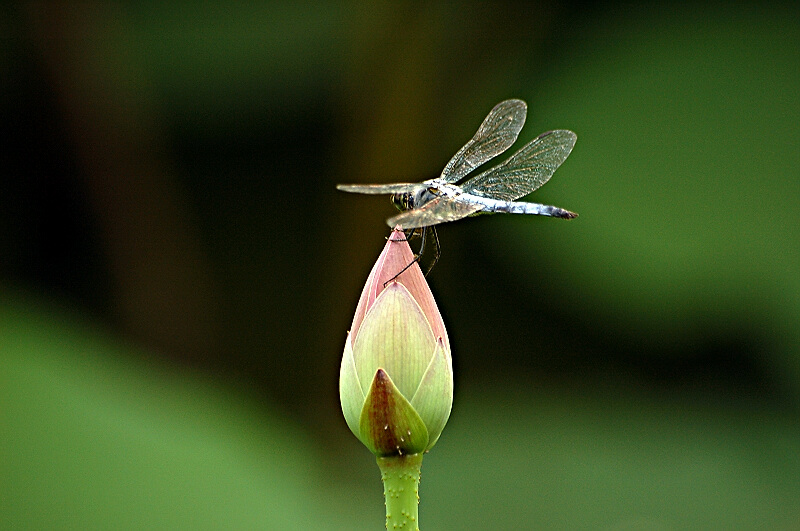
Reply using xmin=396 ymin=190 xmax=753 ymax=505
xmin=410 ymin=338 xmax=453 ymax=450
xmin=359 ymin=369 xmax=428 ymax=457
xmin=339 ymin=334 xmax=365 ymax=439
xmin=353 ymin=283 xmax=435 ymax=400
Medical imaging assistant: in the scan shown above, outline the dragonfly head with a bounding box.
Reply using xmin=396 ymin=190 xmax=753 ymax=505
xmin=391 ymin=187 xmax=435 ymax=213
xmin=391 ymin=192 xmax=412 ymax=212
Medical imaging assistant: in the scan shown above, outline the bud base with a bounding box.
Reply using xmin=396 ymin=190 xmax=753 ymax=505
xmin=377 ymin=452 xmax=423 ymax=531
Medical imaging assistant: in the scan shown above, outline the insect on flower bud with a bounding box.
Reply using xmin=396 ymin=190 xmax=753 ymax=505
xmin=340 ymin=228 xmax=453 ymax=457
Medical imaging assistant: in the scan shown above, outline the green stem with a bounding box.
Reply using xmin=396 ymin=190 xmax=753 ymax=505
xmin=376 ymin=453 xmax=423 ymax=530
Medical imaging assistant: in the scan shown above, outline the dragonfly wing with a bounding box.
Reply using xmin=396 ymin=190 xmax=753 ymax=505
xmin=462 ymin=130 xmax=576 ymax=201
xmin=337 ymin=183 xmax=426 ymax=195
xmin=439 ymin=99 xmax=527 ymax=184
xmin=386 ymin=196 xmax=483 ymax=229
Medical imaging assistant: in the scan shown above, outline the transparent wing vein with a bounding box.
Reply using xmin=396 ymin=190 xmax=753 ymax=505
xmin=462 ymin=130 xmax=576 ymax=201
xmin=386 ymin=196 xmax=483 ymax=229
xmin=439 ymin=99 xmax=527 ymax=183
xmin=336 ymin=183 xmax=426 ymax=195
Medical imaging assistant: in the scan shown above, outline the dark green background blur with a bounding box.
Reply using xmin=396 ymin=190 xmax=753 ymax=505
xmin=3 ymin=2 xmax=799 ymax=529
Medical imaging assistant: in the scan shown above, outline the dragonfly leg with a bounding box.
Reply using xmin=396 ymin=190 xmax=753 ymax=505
xmin=383 ymin=227 xmax=425 ymax=285
xmin=423 ymin=226 xmax=440 ymax=277
xmin=417 ymin=226 xmax=427 ymax=262
xmin=384 ymin=226 xmax=441 ymax=284
xmin=386 ymin=230 xmax=410 ymax=242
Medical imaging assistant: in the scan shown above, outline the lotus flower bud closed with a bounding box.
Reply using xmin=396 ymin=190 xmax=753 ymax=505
xmin=340 ymin=229 xmax=453 ymax=457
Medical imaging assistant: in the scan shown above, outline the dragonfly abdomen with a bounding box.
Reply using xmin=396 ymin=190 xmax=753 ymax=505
xmin=466 ymin=195 xmax=577 ymax=219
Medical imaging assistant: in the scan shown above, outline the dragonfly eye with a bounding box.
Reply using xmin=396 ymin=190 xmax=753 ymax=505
xmin=391 ymin=193 xmax=410 ymax=212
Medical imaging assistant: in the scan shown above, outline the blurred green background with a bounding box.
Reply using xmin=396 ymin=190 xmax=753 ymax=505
xmin=2 ymin=2 xmax=799 ymax=529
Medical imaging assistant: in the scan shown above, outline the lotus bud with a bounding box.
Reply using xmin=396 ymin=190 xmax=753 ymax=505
xmin=340 ymin=228 xmax=453 ymax=457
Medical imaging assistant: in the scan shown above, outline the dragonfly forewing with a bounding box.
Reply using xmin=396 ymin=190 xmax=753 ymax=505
xmin=336 ymin=183 xmax=427 ymax=195
xmin=462 ymin=129 xmax=576 ymax=201
xmin=439 ymin=99 xmax=527 ymax=184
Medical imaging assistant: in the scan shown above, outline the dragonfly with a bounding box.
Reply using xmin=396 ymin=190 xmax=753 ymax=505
xmin=338 ymin=99 xmax=577 ymax=276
